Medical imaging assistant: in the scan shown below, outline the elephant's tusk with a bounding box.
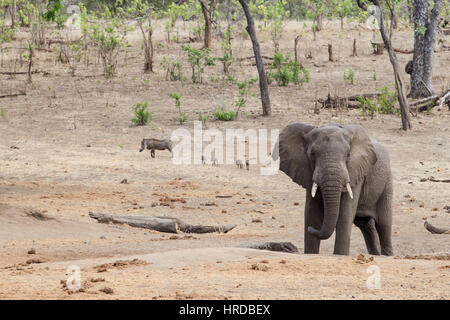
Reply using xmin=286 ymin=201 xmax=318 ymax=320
xmin=346 ymin=183 xmax=354 ymax=199
xmin=311 ymin=182 xmax=318 ymax=198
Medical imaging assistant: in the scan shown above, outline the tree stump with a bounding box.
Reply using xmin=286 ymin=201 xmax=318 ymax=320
xmin=351 ymin=39 xmax=358 ymax=56
xmin=371 ymin=42 xmax=385 ymax=55
xmin=328 ymin=44 xmax=334 ymax=62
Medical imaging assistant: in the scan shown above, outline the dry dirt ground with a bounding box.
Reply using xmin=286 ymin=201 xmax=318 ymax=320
xmin=0 ymin=20 xmax=449 ymax=300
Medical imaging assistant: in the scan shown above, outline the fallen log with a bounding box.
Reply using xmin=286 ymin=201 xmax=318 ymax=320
xmin=0 ymin=70 xmax=50 ymax=76
xmin=89 ymin=212 xmax=237 ymax=234
xmin=156 ymin=216 xmax=236 ymax=234
xmin=410 ymin=89 xmax=450 ymax=112
xmin=424 ymin=221 xmax=450 ymax=234
xmin=393 ymin=47 xmax=414 ymax=54
xmin=317 ymin=92 xmax=382 ymax=109
xmin=420 ymin=176 xmax=450 ymax=183
xmin=0 ymin=91 xmax=26 ymax=98
xmin=89 ymin=212 xmax=179 ymax=233
xmin=250 ymin=242 xmax=299 ymax=253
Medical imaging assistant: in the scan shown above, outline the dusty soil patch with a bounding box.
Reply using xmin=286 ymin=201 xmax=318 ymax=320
xmin=1 ymin=20 xmax=449 ymax=299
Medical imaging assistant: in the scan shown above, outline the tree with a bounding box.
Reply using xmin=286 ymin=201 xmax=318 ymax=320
xmin=408 ymin=0 xmax=443 ymax=98
xmin=357 ymin=0 xmax=411 ymax=130
xmin=305 ymin=0 xmax=325 ymax=31
xmin=128 ymin=0 xmax=155 ymax=73
xmin=238 ymin=0 xmax=271 ymax=116
xmin=199 ymin=0 xmax=216 ymax=49
xmin=329 ymin=0 xmax=358 ymax=30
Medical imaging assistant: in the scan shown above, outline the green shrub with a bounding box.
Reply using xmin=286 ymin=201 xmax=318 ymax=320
xmin=357 ymin=96 xmax=377 ymax=118
xmin=357 ymin=85 xmax=400 ymax=117
xmin=377 ymin=85 xmax=398 ymax=114
xmin=161 ymin=56 xmax=183 ymax=81
xmin=131 ymin=102 xmax=151 ymax=125
xmin=214 ymin=107 xmax=236 ymax=121
xmin=170 ymin=92 xmax=187 ymax=124
xmin=344 ymin=67 xmax=355 ymax=84
xmin=198 ymin=112 xmax=209 ymax=125
xmin=267 ymin=52 xmax=309 ymax=86
xmin=181 ymin=45 xmax=215 ymax=83
xmin=234 ymin=78 xmax=257 ymax=115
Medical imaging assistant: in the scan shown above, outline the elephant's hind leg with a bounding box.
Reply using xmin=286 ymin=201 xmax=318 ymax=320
xmin=354 ymin=216 xmax=381 ymax=255
xmin=375 ymin=185 xmax=394 ymax=256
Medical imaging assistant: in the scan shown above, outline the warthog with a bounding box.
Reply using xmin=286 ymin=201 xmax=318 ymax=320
xmin=211 ymin=156 xmax=219 ymax=166
xmin=139 ymin=138 xmax=172 ymax=158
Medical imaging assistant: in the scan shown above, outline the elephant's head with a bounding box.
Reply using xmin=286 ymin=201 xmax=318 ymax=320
xmin=275 ymin=123 xmax=377 ymax=240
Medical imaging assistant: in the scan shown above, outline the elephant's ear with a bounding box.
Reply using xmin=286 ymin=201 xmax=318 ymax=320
xmin=277 ymin=123 xmax=315 ymax=189
xmin=344 ymin=125 xmax=377 ymax=187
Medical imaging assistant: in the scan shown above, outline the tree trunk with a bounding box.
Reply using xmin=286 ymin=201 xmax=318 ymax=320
xmin=200 ymin=0 xmax=216 ymax=49
xmin=238 ymin=0 xmax=271 ymax=116
xmin=11 ymin=0 xmax=16 ymax=29
xmin=315 ymin=12 xmax=323 ymax=31
xmin=410 ymin=0 xmax=443 ymax=98
xmin=357 ymin=0 xmax=412 ymax=130
xmin=294 ymin=35 xmax=301 ymax=66
xmin=139 ymin=19 xmax=154 ymax=73
xmin=378 ymin=2 xmax=412 ymax=130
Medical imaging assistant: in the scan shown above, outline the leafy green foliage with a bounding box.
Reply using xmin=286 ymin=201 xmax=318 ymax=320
xmin=214 ymin=107 xmax=236 ymax=121
xmin=131 ymin=101 xmax=151 ymax=125
xmin=343 ymin=67 xmax=355 ymax=84
xmin=377 ymin=85 xmax=399 ymax=114
xmin=249 ymin=0 xmax=289 ymax=51
xmin=267 ymin=52 xmax=310 ymax=86
xmin=358 ymin=85 xmax=399 ymax=117
xmin=89 ymin=7 xmax=131 ymax=77
xmin=161 ymin=56 xmax=184 ymax=81
xmin=181 ymin=45 xmax=215 ymax=83
xmin=358 ymin=96 xmax=377 ymax=118
xmin=43 ymin=0 xmax=63 ymax=22
xmin=198 ymin=112 xmax=209 ymax=125
xmin=170 ymin=92 xmax=187 ymax=124
xmin=234 ymin=78 xmax=257 ymax=115
xmin=218 ymin=26 xmax=233 ymax=76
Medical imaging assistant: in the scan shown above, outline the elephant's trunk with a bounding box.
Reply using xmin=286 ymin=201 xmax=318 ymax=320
xmin=308 ymin=165 xmax=345 ymax=239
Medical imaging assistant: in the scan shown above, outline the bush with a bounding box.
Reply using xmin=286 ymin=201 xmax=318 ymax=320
xmin=267 ymin=52 xmax=309 ymax=86
xmin=181 ymin=45 xmax=215 ymax=83
xmin=198 ymin=112 xmax=209 ymax=125
xmin=131 ymin=102 xmax=151 ymax=125
xmin=357 ymin=85 xmax=399 ymax=117
xmin=344 ymin=67 xmax=355 ymax=84
xmin=170 ymin=92 xmax=187 ymax=124
xmin=377 ymin=85 xmax=398 ymax=114
xmin=161 ymin=56 xmax=184 ymax=81
xmin=214 ymin=107 xmax=236 ymax=121
xmin=234 ymin=78 xmax=257 ymax=115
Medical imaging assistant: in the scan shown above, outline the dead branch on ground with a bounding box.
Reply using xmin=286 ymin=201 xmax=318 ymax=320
xmin=89 ymin=212 xmax=237 ymax=234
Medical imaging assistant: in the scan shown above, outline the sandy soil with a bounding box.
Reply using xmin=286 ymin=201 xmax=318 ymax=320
xmin=0 ymin=20 xmax=449 ymax=299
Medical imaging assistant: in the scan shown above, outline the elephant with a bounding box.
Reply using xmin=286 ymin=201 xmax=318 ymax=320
xmin=273 ymin=123 xmax=393 ymax=256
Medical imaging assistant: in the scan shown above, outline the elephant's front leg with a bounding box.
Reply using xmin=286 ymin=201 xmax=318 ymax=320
xmin=304 ymin=192 xmax=324 ymax=254
xmin=333 ymin=185 xmax=362 ymax=255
